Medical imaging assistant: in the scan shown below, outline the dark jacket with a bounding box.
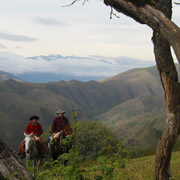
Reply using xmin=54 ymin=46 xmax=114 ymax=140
xmin=51 ymin=116 xmax=72 ymax=135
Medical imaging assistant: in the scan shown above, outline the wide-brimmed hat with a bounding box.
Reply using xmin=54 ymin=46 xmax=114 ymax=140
xmin=56 ymin=109 xmax=66 ymax=114
xmin=29 ymin=115 xmax=40 ymax=121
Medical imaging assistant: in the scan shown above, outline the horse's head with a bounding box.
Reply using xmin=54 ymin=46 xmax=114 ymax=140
xmin=48 ymin=131 xmax=65 ymax=161
xmin=24 ymin=133 xmax=34 ymax=154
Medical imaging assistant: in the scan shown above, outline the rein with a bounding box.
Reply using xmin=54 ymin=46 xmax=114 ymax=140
xmin=50 ymin=132 xmax=66 ymax=150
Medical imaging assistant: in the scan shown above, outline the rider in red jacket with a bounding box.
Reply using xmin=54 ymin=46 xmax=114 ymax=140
xmin=25 ymin=120 xmax=42 ymax=136
xmin=18 ymin=115 xmax=48 ymax=158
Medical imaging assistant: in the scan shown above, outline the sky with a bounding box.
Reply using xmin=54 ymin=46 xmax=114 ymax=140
xmin=0 ymin=0 xmax=179 ymax=78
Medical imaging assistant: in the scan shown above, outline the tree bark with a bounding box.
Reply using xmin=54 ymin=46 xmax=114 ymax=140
xmin=152 ymin=30 xmax=180 ymax=180
xmin=152 ymin=1 xmax=180 ymax=179
xmin=103 ymin=0 xmax=180 ymax=179
xmin=0 ymin=139 xmax=34 ymax=180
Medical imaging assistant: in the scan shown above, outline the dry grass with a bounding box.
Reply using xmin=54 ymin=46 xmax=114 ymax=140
xmin=119 ymin=151 xmax=180 ymax=180
xmin=79 ymin=151 xmax=180 ymax=180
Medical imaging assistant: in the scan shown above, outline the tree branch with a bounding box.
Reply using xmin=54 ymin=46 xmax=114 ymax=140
xmin=110 ymin=7 xmax=120 ymax=19
xmin=104 ymin=0 xmax=180 ymax=64
xmin=62 ymin=0 xmax=79 ymax=7
xmin=62 ymin=0 xmax=89 ymax=7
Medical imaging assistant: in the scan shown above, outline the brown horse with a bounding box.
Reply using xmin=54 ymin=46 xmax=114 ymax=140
xmin=47 ymin=131 xmax=67 ymax=161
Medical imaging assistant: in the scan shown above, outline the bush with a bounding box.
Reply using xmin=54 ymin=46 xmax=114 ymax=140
xmin=74 ymin=121 xmax=126 ymax=159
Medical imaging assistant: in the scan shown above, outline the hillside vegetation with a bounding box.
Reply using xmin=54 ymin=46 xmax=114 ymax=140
xmin=0 ymin=65 xmax=179 ymax=150
xmin=81 ymin=151 xmax=180 ymax=180
xmin=96 ymin=95 xmax=166 ymax=149
xmin=0 ymin=70 xmax=22 ymax=82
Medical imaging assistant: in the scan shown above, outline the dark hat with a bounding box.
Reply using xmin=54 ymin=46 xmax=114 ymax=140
xmin=29 ymin=115 xmax=40 ymax=121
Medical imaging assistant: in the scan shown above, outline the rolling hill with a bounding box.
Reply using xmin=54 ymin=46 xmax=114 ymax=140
xmin=96 ymin=95 xmax=166 ymax=149
xmin=0 ymin=65 xmax=177 ymax=150
xmin=0 ymin=70 xmax=22 ymax=82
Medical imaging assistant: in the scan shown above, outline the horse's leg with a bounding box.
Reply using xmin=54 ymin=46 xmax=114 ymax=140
xmin=37 ymin=159 xmax=41 ymax=173
xmin=53 ymin=153 xmax=57 ymax=161
xmin=26 ymin=161 xmax=28 ymax=169
xmin=33 ymin=160 xmax=35 ymax=176
xmin=26 ymin=159 xmax=30 ymax=169
xmin=33 ymin=160 xmax=39 ymax=176
xmin=52 ymin=145 xmax=57 ymax=161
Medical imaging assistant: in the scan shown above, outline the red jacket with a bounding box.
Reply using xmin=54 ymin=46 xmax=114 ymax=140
xmin=25 ymin=122 xmax=43 ymax=136
xmin=51 ymin=116 xmax=72 ymax=135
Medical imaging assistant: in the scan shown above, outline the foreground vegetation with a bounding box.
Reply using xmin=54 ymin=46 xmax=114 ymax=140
xmin=120 ymin=151 xmax=180 ymax=180
xmin=30 ymin=121 xmax=180 ymax=180
xmin=33 ymin=150 xmax=180 ymax=180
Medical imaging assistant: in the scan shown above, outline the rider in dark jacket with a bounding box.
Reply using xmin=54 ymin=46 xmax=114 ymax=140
xmin=51 ymin=109 xmax=72 ymax=136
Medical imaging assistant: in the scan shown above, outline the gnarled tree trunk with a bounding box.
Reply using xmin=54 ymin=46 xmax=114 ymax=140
xmin=152 ymin=1 xmax=180 ymax=179
xmin=103 ymin=0 xmax=180 ymax=179
xmin=153 ymin=31 xmax=180 ymax=180
xmin=0 ymin=139 xmax=34 ymax=180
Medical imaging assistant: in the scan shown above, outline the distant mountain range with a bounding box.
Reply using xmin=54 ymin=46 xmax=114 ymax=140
xmin=1 ymin=65 xmax=179 ymax=151
xmin=0 ymin=53 xmax=155 ymax=83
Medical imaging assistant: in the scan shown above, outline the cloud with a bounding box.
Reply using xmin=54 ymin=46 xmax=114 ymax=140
xmin=0 ymin=52 xmax=155 ymax=77
xmin=0 ymin=43 xmax=6 ymax=49
xmin=34 ymin=17 xmax=67 ymax=27
xmin=14 ymin=46 xmax=21 ymax=50
xmin=0 ymin=32 xmax=37 ymax=42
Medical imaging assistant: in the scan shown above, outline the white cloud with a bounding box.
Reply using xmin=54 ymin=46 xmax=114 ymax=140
xmin=14 ymin=46 xmax=21 ymax=50
xmin=0 ymin=52 xmax=155 ymax=77
xmin=34 ymin=17 xmax=68 ymax=27
xmin=0 ymin=0 xmax=154 ymax=60
xmin=0 ymin=0 xmax=178 ymax=61
xmin=0 ymin=32 xmax=37 ymax=42
xmin=0 ymin=43 xmax=6 ymax=49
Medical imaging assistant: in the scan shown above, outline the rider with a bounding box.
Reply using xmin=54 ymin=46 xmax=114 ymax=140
xmin=18 ymin=115 xmax=48 ymax=158
xmin=51 ymin=109 xmax=72 ymax=136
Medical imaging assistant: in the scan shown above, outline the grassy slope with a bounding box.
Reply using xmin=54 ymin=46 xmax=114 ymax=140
xmin=119 ymin=151 xmax=180 ymax=180
xmin=81 ymin=151 xmax=180 ymax=180
xmin=96 ymin=95 xmax=166 ymax=149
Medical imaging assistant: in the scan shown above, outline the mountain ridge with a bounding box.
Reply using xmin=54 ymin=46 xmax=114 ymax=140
xmin=0 ymin=70 xmax=23 ymax=82
xmin=0 ymin=53 xmax=155 ymax=83
xmin=0 ymin=65 xmax=174 ymax=150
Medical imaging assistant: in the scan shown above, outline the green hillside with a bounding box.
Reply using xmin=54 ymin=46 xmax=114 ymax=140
xmin=0 ymin=70 xmax=23 ymax=82
xmin=97 ymin=151 xmax=180 ymax=179
xmin=0 ymin=80 xmax=80 ymax=149
xmin=96 ymin=95 xmax=166 ymax=149
xmin=0 ymin=65 xmax=177 ymax=150
xmin=120 ymin=151 xmax=180 ymax=179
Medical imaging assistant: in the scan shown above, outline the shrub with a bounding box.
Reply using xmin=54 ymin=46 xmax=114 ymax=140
xmin=74 ymin=121 xmax=126 ymax=159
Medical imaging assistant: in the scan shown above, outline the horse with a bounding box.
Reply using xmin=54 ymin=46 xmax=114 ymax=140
xmin=47 ymin=131 xmax=67 ymax=161
xmin=24 ymin=133 xmax=41 ymax=175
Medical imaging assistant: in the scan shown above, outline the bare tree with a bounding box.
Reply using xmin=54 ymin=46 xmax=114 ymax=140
xmin=103 ymin=0 xmax=180 ymax=179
